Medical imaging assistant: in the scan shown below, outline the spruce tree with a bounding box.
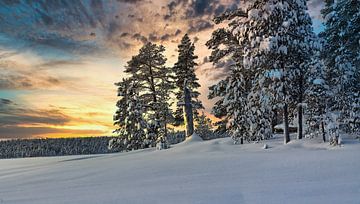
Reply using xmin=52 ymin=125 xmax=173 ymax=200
xmin=207 ymin=7 xmax=271 ymax=143
xmin=207 ymin=0 xmax=318 ymax=144
xmin=195 ymin=112 xmax=214 ymax=140
xmin=173 ymin=34 xmax=203 ymax=125
xmin=305 ymin=59 xmax=331 ymax=142
xmin=233 ymin=0 xmax=319 ymax=143
xmin=113 ymin=79 xmax=147 ymax=150
xmin=320 ymin=0 xmax=360 ymax=129
xmin=113 ymin=78 xmax=130 ymax=135
xmin=157 ymin=69 xmax=176 ymax=139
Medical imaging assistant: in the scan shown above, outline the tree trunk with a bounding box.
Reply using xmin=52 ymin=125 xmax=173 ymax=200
xmin=240 ymin=137 xmax=244 ymax=144
xmin=321 ymin=121 xmax=326 ymax=142
xmin=164 ymin=121 xmax=168 ymax=138
xmin=283 ymin=103 xmax=290 ymax=144
xmin=297 ymin=105 xmax=303 ymax=139
xmin=271 ymin=109 xmax=278 ymax=134
xmin=184 ymin=85 xmax=194 ymax=137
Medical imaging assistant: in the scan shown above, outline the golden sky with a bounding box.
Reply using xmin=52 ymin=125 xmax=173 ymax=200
xmin=0 ymin=0 xmax=324 ymax=139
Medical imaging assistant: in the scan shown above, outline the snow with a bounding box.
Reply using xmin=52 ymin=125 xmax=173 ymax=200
xmin=184 ymin=133 xmax=203 ymax=142
xmin=0 ymin=135 xmax=360 ymax=204
xmin=313 ymin=78 xmax=324 ymax=85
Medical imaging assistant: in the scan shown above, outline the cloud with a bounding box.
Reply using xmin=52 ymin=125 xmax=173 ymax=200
xmin=188 ymin=20 xmax=214 ymax=34
xmin=0 ymin=98 xmax=13 ymax=106
xmin=0 ymin=59 xmax=64 ymax=90
xmin=0 ymin=101 xmax=70 ymax=127
xmin=196 ymin=58 xmax=233 ymax=81
xmin=37 ymin=60 xmax=84 ymax=69
xmin=0 ymin=99 xmax=108 ymax=139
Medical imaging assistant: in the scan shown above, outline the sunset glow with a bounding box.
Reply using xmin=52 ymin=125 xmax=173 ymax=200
xmin=0 ymin=0 xmax=324 ymax=139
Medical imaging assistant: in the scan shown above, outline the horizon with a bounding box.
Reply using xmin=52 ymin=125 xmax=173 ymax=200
xmin=0 ymin=0 xmax=325 ymax=139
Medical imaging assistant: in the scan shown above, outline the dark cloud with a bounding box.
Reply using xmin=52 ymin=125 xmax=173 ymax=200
xmin=37 ymin=60 xmax=84 ymax=69
xmin=132 ymin=33 xmax=148 ymax=44
xmin=0 ymin=98 xmax=13 ymax=106
xmin=174 ymin=29 xmax=182 ymax=36
xmin=188 ymin=20 xmax=214 ymax=34
xmin=0 ymin=1 xmax=109 ymax=55
xmin=0 ymin=102 xmax=70 ymax=127
xmin=197 ymin=59 xmax=233 ymax=81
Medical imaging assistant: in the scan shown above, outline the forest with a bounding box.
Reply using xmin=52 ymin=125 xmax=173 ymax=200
xmin=111 ymin=0 xmax=359 ymax=151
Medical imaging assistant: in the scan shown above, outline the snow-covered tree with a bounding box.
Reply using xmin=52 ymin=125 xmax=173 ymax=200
xmin=173 ymin=34 xmax=203 ymax=125
xmin=233 ymin=0 xmax=320 ymax=143
xmin=113 ymin=79 xmax=148 ymax=150
xmin=157 ymin=70 xmax=176 ymax=139
xmin=305 ymin=59 xmax=331 ymax=142
xmin=195 ymin=112 xmax=214 ymax=140
xmin=207 ymin=0 xmax=319 ymax=144
xmin=320 ymin=0 xmax=360 ymax=128
xmin=207 ymin=7 xmax=271 ymax=143
xmin=124 ymin=42 xmax=175 ymax=145
xmin=113 ymin=78 xmax=130 ymax=135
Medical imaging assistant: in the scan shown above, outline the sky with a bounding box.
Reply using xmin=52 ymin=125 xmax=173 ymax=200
xmin=0 ymin=0 xmax=325 ymax=139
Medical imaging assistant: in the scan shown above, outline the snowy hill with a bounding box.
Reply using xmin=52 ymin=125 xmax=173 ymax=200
xmin=0 ymin=136 xmax=359 ymax=204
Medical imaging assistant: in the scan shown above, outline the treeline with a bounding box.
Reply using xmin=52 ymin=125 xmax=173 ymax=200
xmin=0 ymin=137 xmax=115 ymax=159
xmin=113 ymin=0 xmax=359 ymax=149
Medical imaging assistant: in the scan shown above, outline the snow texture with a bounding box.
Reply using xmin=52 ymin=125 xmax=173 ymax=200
xmin=0 ymin=135 xmax=359 ymax=204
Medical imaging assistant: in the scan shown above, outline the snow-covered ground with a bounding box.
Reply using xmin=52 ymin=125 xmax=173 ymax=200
xmin=0 ymin=135 xmax=359 ymax=204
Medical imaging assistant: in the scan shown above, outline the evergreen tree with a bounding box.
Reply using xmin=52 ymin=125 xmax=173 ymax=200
xmin=320 ymin=0 xmax=360 ymax=128
xmin=124 ymin=42 xmax=175 ymax=146
xmin=233 ymin=0 xmax=319 ymax=143
xmin=113 ymin=79 xmax=147 ymax=150
xmin=157 ymin=70 xmax=176 ymax=139
xmin=195 ymin=112 xmax=214 ymax=140
xmin=207 ymin=0 xmax=318 ymax=144
xmin=305 ymin=59 xmax=331 ymax=142
xmin=207 ymin=7 xmax=270 ymax=143
xmin=113 ymin=78 xmax=130 ymax=135
xmin=173 ymin=34 xmax=203 ymax=125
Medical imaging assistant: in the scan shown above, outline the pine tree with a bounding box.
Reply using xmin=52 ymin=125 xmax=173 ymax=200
xmin=207 ymin=7 xmax=271 ymax=143
xmin=113 ymin=79 xmax=147 ymax=150
xmin=124 ymin=42 xmax=175 ymax=146
xmin=233 ymin=0 xmax=319 ymax=144
xmin=320 ymin=0 xmax=360 ymax=129
xmin=207 ymin=0 xmax=319 ymax=144
xmin=173 ymin=34 xmax=203 ymax=125
xmin=195 ymin=112 xmax=214 ymax=140
xmin=113 ymin=78 xmax=130 ymax=135
xmin=305 ymin=59 xmax=331 ymax=142
xmin=157 ymin=70 xmax=176 ymax=139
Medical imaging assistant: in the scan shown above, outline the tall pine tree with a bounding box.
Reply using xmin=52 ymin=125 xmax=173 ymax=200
xmin=173 ymin=34 xmax=203 ymax=125
xmin=320 ymin=0 xmax=360 ymax=129
xmin=123 ymin=42 xmax=175 ymax=146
